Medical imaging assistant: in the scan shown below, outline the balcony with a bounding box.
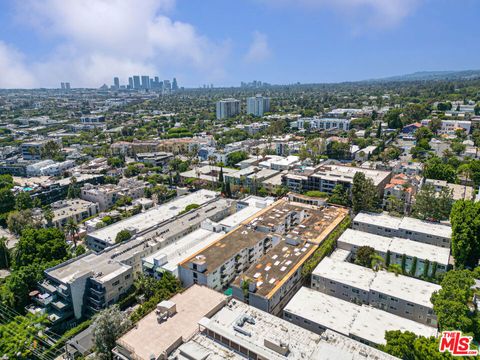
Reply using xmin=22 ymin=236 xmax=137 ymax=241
xmin=38 ymin=280 xmax=58 ymax=294
xmin=87 ymin=296 xmax=104 ymax=307
xmin=89 ymin=287 xmax=105 ymax=297
xmin=51 ymin=299 xmax=71 ymax=312
xmin=32 ymin=292 xmax=54 ymax=306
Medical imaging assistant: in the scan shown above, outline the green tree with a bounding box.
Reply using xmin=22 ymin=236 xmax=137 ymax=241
xmin=0 ymin=188 xmax=15 ymax=214
xmin=380 ymin=331 xmax=453 ymax=360
xmin=328 ymin=184 xmax=349 ymax=206
xmin=437 ymin=102 xmax=452 ymax=111
xmin=107 ymin=156 xmax=125 ymax=168
xmin=93 ymin=305 xmax=132 ymax=360
xmin=355 ymin=246 xmax=375 ymax=267
xmin=386 ymin=195 xmax=404 ymax=216
xmin=67 ymin=176 xmax=80 ymax=199
xmin=428 ymin=118 xmax=442 ymax=134
xmin=7 ymin=209 xmax=41 ymax=235
xmin=403 ymin=104 xmax=429 ymax=123
xmin=218 ymin=167 xmax=224 ymax=183
xmin=351 ymin=172 xmax=378 ymax=214
xmin=412 ymin=184 xmax=453 ymax=221
xmin=65 ymin=218 xmax=80 ymax=248
xmin=385 ymin=108 xmax=403 ymax=129
xmin=327 ymin=141 xmax=350 ymax=159
xmin=226 ymin=151 xmax=248 ymax=167
xmin=40 ymin=140 xmax=61 ymax=159
xmin=43 ymin=206 xmax=54 ymax=226
xmin=431 ymin=270 xmax=476 ymax=336
xmin=0 ymin=236 xmax=9 ymax=268
xmin=225 ymin=181 xmax=232 ymax=198
xmin=450 ymin=200 xmax=480 ymax=268
xmin=15 ymin=191 xmax=33 ymax=210
xmin=415 ymin=127 xmax=433 ymax=142
xmin=13 ymin=227 xmax=69 ymax=269
xmin=0 ymin=314 xmax=49 ymax=359
xmin=115 ymin=230 xmax=132 ymax=244
xmin=424 ymin=157 xmax=456 ymax=183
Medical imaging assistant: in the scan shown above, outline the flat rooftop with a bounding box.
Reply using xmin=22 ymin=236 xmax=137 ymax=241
xmin=218 ymin=202 xmax=268 ymax=229
xmin=200 ymin=299 xmax=328 ymax=360
xmin=285 ymin=205 xmax=348 ymax=245
xmin=233 ymin=240 xmax=317 ymax=299
xmin=200 ymin=299 xmax=395 ymax=360
xmin=181 ymin=225 xmax=269 ymax=274
xmin=46 ymin=252 xmax=125 ymax=285
xmin=285 ymin=286 xmax=438 ymax=346
xmin=88 ymin=190 xmax=219 ymax=244
xmin=116 ymin=285 xmax=227 ymax=360
xmin=353 ymin=212 xmax=452 ymax=239
xmin=284 ymin=287 xmax=359 ymax=336
xmin=250 ymin=202 xmax=306 ymax=230
xmin=350 ymin=306 xmax=438 ymax=345
xmin=353 ymin=212 xmax=402 ymax=230
xmin=399 ymin=216 xmax=452 ymax=239
xmin=370 ymin=271 xmax=441 ymax=308
xmin=339 ymin=229 xmax=451 ymax=265
xmin=51 ymin=199 xmax=96 ymax=221
xmin=311 ymin=165 xmax=391 ymax=186
xmin=142 ymin=228 xmax=224 ymax=274
xmin=233 ymin=205 xmax=348 ymax=298
xmin=312 ymin=256 xmax=376 ymax=292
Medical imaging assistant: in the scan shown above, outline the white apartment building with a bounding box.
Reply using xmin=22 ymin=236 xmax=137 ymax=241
xmin=81 ymin=178 xmax=148 ymax=211
xmin=292 ymin=117 xmax=351 ymax=131
xmin=246 ymin=95 xmax=270 ymax=117
xmin=352 ymin=212 xmax=451 ymax=248
xmin=284 ymin=287 xmax=437 ymax=347
xmin=142 ymin=196 xmax=274 ymax=279
xmin=230 ymin=205 xmax=348 ymax=315
xmin=311 ymin=257 xmax=440 ymax=326
xmin=26 ymin=159 xmax=75 ymax=176
xmin=216 ymin=98 xmax=240 ymax=119
xmin=50 ymin=199 xmax=99 ymax=229
xmin=114 ymin=284 xmax=396 ymax=360
xmin=337 ymin=229 xmax=450 ymax=277
xmin=87 ymin=191 xmax=232 ymax=251
xmin=421 ymin=119 xmax=471 ymax=134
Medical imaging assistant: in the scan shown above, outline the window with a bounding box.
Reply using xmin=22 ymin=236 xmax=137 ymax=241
xmin=112 ymin=280 xmax=119 ymax=287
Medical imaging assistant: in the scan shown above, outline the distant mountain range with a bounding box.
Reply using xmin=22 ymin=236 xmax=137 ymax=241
xmin=369 ymin=70 xmax=480 ymax=82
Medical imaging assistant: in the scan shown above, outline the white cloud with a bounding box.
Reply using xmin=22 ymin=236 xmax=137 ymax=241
xmin=263 ymin=0 xmax=420 ymax=28
xmin=0 ymin=41 xmax=37 ymax=88
xmin=5 ymin=0 xmax=228 ymax=88
xmin=244 ymin=31 xmax=271 ymax=63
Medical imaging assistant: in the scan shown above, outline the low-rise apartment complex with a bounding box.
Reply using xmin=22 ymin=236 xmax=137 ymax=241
xmin=284 ymin=287 xmax=437 ymax=346
xmin=86 ymin=190 xmax=227 ymax=250
xmin=81 ymin=178 xmax=149 ymax=211
xmin=179 ymin=198 xmax=348 ymax=315
xmin=113 ymin=285 xmax=395 ymax=360
xmin=337 ymin=228 xmax=450 ymax=277
xmin=311 ymin=257 xmax=440 ymax=326
xmin=352 ymin=212 xmax=451 ymax=248
xmin=282 ymin=165 xmax=391 ymax=194
xmin=50 ymin=199 xmax=99 ymax=228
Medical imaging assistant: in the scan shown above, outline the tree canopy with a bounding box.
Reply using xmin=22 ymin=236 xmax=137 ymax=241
xmin=450 ymin=200 xmax=480 ymax=268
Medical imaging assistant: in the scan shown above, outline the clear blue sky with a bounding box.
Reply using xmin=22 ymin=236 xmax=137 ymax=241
xmin=0 ymin=0 xmax=478 ymax=88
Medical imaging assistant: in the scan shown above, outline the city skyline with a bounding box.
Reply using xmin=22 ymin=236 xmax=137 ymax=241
xmin=0 ymin=0 xmax=478 ymax=89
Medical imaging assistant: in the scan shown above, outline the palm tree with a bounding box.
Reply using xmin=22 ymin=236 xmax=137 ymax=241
xmin=370 ymin=254 xmax=385 ymax=272
xmin=43 ymin=206 xmax=54 ymax=227
xmin=65 ymin=218 xmax=80 ymax=248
